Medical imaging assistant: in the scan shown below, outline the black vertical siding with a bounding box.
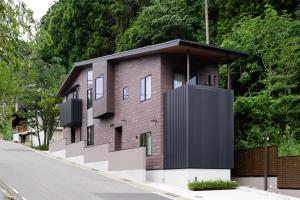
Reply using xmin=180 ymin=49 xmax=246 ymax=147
xmin=60 ymin=99 xmax=82 ymax=127
xmin=164 ymin=86 xmax=188 ymax=169
xmin=164 ymin=85 xmax=234 ymax=169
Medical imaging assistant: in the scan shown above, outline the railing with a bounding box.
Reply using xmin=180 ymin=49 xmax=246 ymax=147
xmin=60 ymin=98 xmax=82 ymax=127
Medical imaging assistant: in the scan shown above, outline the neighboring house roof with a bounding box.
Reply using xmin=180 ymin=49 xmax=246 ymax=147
xmin=58 ymin=39 xmax=249 ymax=97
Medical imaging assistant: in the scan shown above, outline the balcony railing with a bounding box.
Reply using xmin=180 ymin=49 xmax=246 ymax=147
xmin=60 ymin=99 xmax=82 ymax=127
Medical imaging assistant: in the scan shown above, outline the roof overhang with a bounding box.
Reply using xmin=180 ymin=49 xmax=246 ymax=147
xmin=58 ymin=39 xmax=249 ymax=97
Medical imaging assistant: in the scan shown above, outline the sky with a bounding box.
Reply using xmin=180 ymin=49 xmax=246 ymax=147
xmin=22 ymin=0 xmax=55 ymax=21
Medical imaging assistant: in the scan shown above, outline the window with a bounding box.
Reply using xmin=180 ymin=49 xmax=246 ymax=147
xmin=87 ymin=71 xmax=93 ymax=109
xmin=71 ymin=127 xmax=75 ymax=143
xmin=173 ymin=73 xmax=185 ymax=89
xmin=87 ymin=125 xmax=94 ymax=146
xmin=140 ymin=75 xmax=151 ymax=102
xmin=95 ymin=75 xmax=104 ymax=100
xmin=140 ymin=133 xmax=152 ymax=156
xmin=123 ymin=86 xmax=129 ymax=100
xmin=87 ymin=71 xmax=93 ymax=89
xmin=87 ymin=88 xmax=93 ymax=109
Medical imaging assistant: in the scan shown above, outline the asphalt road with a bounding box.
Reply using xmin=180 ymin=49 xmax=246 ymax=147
xmin=0 ymin=140 xmax=170 ymax=200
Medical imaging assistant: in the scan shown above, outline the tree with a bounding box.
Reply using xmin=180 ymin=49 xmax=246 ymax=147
xmin=0 ymin=0 xmax=34 ymax=139
xmin=38 ymin=0 xmax=149 ymax=72
xmin=221 ymin=6 xmax=300 ymax=152
xmin=116 ymin=0 xmax=204 ymax=51
xmin=19 ymin=29 xmax=65 ymax=146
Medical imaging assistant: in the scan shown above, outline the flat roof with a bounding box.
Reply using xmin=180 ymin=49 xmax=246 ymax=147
xmin=58 ymin=39 xmax=249 ymax=96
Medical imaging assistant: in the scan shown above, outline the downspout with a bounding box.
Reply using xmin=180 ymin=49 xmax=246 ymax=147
xmin=186 ymin=50 xmax=190 ymax=168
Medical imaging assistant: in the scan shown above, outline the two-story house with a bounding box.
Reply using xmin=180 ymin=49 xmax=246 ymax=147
xmin=50 ymin=39 xmax=248 ymax=187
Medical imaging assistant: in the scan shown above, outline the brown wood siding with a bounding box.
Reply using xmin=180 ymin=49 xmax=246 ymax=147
xmin=232 ymin=146 xmax=278 ymax=177
xmin=278 ymin=156 xmax=300 ymax=189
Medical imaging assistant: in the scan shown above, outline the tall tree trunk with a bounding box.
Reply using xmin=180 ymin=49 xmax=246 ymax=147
xmin=35 ymin=111 xmax=41 ymax=146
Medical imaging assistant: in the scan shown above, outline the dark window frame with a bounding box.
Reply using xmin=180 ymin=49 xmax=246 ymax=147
xmin=140 ymin=75 xmax=152 ymax=102
xmin=87 ymin=71 xmax=93 ymax=89
xmin=95 ymin=74 xmax=104 ymax=100
xmin=140 ymin=132 xmax=152 ymax=156
xmin=123 ymin=86 xmax=129 ymax=100
xmin=87 ymin=125 xmax=94 ymax=146
xmin=87 ymin=88 xmax=93 ymax=109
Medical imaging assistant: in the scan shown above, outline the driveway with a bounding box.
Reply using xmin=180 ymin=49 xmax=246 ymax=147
xmin=0 ymin=140 xmax=170 ymax=200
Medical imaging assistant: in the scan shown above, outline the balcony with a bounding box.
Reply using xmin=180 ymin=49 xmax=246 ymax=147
xmin=60 ymin=99 xmax=82 ymax=127
xmin=164 ymin=85 xmax=234 ymax=169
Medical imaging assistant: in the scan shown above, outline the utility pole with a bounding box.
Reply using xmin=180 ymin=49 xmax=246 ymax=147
xmin=205 ymin=0 xmax=209 ymax=44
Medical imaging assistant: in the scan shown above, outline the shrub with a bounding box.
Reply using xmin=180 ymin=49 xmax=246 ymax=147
xmin=188 ymin=180 xmax=239 ymax=191
xmin=30 ymin=144 xmax=49 ymax=151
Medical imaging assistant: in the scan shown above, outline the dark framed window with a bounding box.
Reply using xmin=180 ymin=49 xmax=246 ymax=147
xmin=87 ymin=125 xmax=94 ymax=146
xmin=87 ymin=71 xmax=93 ymax=109
xmin=140 ymin=132 xmax=152 ymax=156
xmin=87 ymin=88 xmax=93 ymax=109
xmin=95 ymin=75 xmax=104 ymax=100
xmin=87 ymin=71 xmax=93 ymax=89
xmin=71 ymin=127 xmax=75 ymax=144
xmin=123 ymin=86 xmax=129 ymax=100
xmin=140 ymin=75 xmax=151 ymax=102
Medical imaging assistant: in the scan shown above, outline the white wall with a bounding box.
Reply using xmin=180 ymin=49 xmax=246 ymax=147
xmin=147 ymin=169 xmax=231 ymax=188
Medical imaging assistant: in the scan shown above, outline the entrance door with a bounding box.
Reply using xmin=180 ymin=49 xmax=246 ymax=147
xmin=71 ymin=127 xmax=75 ymax=143
xmin=114 ymin=126 xmax=122 ymax=151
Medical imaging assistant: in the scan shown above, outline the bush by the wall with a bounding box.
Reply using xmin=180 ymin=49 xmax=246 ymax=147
xmin=188 ymin=180 xmax=239 ymax=191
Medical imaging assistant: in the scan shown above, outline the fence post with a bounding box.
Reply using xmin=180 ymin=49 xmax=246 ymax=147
xmin=264 ymin=130 xmax=269 ymax=191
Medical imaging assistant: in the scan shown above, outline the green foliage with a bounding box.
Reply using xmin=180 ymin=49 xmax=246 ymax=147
xmin=0 ymin=0 xmax=34 ymax=137
xmin=116 ymin=0 xmax=204 ymax=51
xmin=188 ymin=180 xmax=239 ymax=191
xmin=222 ymin=6 xmax=300 ymax=153
xmin=31 ymin=144 xmax=49 ymax=151
xmin=278 ymin=131 xmax=300 ymax=157
xmin=38 ymin=0 xmax=149 ymax=71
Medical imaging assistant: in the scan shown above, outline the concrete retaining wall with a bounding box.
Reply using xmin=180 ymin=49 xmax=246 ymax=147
xmin=233 ymin=177 xmax=300 ymax=198
xmin=49 ymin=139 xmax=66 ymax=152
xmin=108 ymin=147 xmax=145 ymax=171
xmin=147 ymin=169 xmax=231 ymax=188
xmin=65 ymin=141 xmax=84 ymax=157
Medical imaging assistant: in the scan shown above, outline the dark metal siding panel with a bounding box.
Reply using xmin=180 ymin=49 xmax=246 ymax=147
xmin=60 ymin=99 xmax=82 ymax=127
xmin=188 ymin=85 xmax=234 ymax=169
xmin=164 ymin=86 xmax=188 ymax=169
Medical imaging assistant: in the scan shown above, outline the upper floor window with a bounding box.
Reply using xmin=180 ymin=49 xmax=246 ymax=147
xmin=140 ymin=75 xmax=151 ymax=102
xmin=123 ymin=86 xmax=129 ymax=100
xmin=87 ymin=88 xmax=92 ymax=109
xmin=87 ymin=71 xmax=93 ymax=109
xmin=95 ymin=75 xmax=104 ymax=100
xmin=87 ymin=71 xmax=93 ymax=89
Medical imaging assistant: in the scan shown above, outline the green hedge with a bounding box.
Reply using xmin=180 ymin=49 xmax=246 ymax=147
xmin=188 ymin=180 xmax=239 ymax=191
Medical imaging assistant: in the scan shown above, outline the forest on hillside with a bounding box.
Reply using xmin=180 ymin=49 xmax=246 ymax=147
xmin=0 ymin=0 xmax=300 ymax=154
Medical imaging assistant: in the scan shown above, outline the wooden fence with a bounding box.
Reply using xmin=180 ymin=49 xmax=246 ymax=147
xmin=232 ymin=146 xmax=300 ymax=189
xmin=277 ymin=156 xmax=300 ymax=189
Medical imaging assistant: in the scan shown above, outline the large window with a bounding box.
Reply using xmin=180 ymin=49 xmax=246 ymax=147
xmin=140 ymin=132 xmax=152 ymax=156
xmin=87 ymin=125 xmax=94 ymax=146
xmin=140 ymin=75 xmax=151 ymax=102
xmin=87 ymin=71 xmax=93 ymax=109
xmin=173 ymin=73 xmax=185 ymax=89
xmin=95 ymin=75 xmax=104 ymax=100
xmin=123 ymin=86 xmax=129 ymax=100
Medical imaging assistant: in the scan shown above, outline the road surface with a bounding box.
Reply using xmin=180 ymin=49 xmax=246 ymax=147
xmin=0 ymin=140 xmax=170 ymax=200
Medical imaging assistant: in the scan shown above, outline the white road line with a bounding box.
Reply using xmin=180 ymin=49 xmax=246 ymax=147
xmin=22 ymin=196 xmax=27 ymax=200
